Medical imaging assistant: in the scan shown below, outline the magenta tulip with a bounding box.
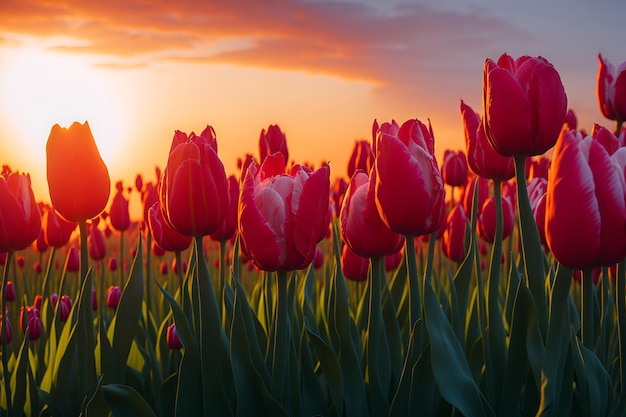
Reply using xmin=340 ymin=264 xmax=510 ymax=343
xmin=441 ymin=204 xmax=469 ymax=263
xmin=109 ymin=182 xmax=130 ymax=232
xmin=340 ymin=244 xmax=369 ymax=282
xmin=148 ymin=202 xmax=192 ymax=253
xmin=0 ymin=173 xmax=41 ymax=252
xmin=259 ymin=124 xmax=289 ymax=167
xmin=597 ymin=54 xmax=626 ymax=123
xmin=210 ymin=175 xmax=239 ymax=243
xmin=347 ymin=140 xmax=373 ymax=179
xmin=441 ymin=150 xmax=469 ymax=187
xmin=478 ymin=195 xmax=515 ymax=244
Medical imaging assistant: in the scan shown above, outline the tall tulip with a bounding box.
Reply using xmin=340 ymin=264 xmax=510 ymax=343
xmin=160 ymin=128 xmax=229 ymax=237
xmin=239 ymin=153 xmax=330 ymax=272
xmin=259 ymin=124 xmax=289 ymax=168
xmin=483 ymin=54 xmax=568 ymax=158
xmin=441 ymin=204 xmax=469 ymax=263
xmin=340 ymin=170 xmax=404 ymax=259
xmin=46 ymin=121 xmax=110 ymax=223
xmin=347 ymin=140 xmax=373 ymax=179
xmin=597 ymin=54 xmax=626 ymax=127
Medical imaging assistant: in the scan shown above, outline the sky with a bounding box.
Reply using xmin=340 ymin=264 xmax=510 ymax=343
xmin=0 ymin=0 xmax=624 ymax=216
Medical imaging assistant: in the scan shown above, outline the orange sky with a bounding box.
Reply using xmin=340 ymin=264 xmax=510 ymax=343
xmin=0 ymin=0 xmax=624 ymax=218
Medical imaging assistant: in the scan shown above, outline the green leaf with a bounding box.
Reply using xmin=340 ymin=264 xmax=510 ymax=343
xmin=423 ymin=277 xmax=492 ymax=417
xmin=102 ymin=384 xmax=157 ymax=417
xmin=10 ymin=333 xmax=29 ymax=415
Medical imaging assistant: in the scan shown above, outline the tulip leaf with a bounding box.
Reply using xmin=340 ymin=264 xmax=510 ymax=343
xmin=10 ymin=333 xmax=29 ymax=415
xmin=423 ymin=277 xmax=492 ymax=417
xmin=102 ymin=384 xmax=157 ymax=417
xmin=571 ymin=334 xmax=613 ymax=417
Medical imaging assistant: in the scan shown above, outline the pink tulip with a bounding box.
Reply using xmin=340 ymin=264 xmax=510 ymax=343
xmin=597 ymin=54 xmax=626 ymax=123
xmin=109 ymin=182 xmax=130 ymax=232
xmin=478 ymin=195 xmax=515 ymax=244
xmin=441 ymin=150 xmax=469 ymax=187
xmin=591 ymin=123 xmax=621 ymax=155
xmin=148 ymin=202 xmax=192 ymax=253
xmin=340 ymin=244 xmax=369 ymax=282
xmin=210 ymin=175 xmax=239 ymax=243
xmin=88 ymin=223 xmax=107 ymax=261
xmin=106 ymin=285 xmax=121 ymax=309
xmin=546 ymin=129 xmax=626 ymax=269
xmin=483 ymin=53 xmax=567 ymax=157
xmin=374 ymin=119 xmax=446 ymax=237
xmin=259 ymin=125 xmax=289 ymax=168
xmin=564 ymin=109 xmax=578 ymax=130
xmin=166 ymin=323 xmax=183 ymax=350
xmin=441 ymin=204 xmax=469 ymax=263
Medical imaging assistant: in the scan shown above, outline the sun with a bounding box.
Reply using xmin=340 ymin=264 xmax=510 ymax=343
xmin=0 ymin=40 xmax=125 ymax=197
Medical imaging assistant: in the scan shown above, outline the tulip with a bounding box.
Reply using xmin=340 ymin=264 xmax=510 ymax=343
xmin=210 ymin=175 xmax=239 ymax=243
xmin=313 ymin=246 xmax=324 ymax=270
xmin=148 ymin=202 xmax=192 ymax=253
xmin=108 ymin=257 xmax=118 ymax=272
xmin=340 ymin=244 xmax=369 ymax=282
xmin=109 ymin=182 xmax=130 ymax=232
xmin=32 ymin=229 xmax=48 ymax=254
xmin=166 ymin=323 xmax=183 ymax=350
xmin=16 ymin=256 xmax=24 ymax=269
xmin=483 ymin=54 xmax=568 ymax=157
xmin=441 ymin=204 xmax=469 ymax=263
xmin=0 ymin=173 xmax=41 ymax=252
xmin=34 ymin=262 xmax=42 ymax=274
xmin=546 ymin=130 xmax=626 ymax=270
xmin=340 ymin=170 xmax=404 ymax=258
xmin=528 ymin=157 xmax=550 ymax=181
xmin=88 ymin=223 xmax=107 ymax=262
xmin=478 ymin=195 xmax=514 ymax=244
xmin=59 ymin=295 xmax=72 ymax=322
xmin=92 ymin=288 xmax=98 ymax=311
xmin=142 ymin=182 xmax=159 ymax=227
xmin=591 ymin=123 xmax=621 ymax=155
xmin=135 ymin=174 xmax=144 ymax=193
xmin=171 ymin=258 xmax=188 ymax=275
xmin=347 ymin=140 xmax=373 ymax=179
xmin=66 ymin=246 xmax=80 ymax=272
xmin=461 ymin=176 xmax=490 ymax=218
xmin=159 ymin=261 xmax=168 ymax=275
xmin=160 ymin=128 xmax=229 ymax=237
xmin=374 ymin=119 xmax=446 ymax=237
xmin=151 ymin=240 xmax=166 ymax=257
xmin=564 ymin=109 xmax=578 ymax=130
xmin=597 ymin=54 xmax=626 ymax=125
xmin=20 ymin=306 xmax=42 ymax=340
xmin=385 ymin=249 xmax=403 ymax=272
xmin=33 ymin=295 xmax=42 ymax=311
xmin=527 ymin=178 xmax=548 ymax=246
xmin=259 ymin=124 xmax=289 ymax=167
xmin=106 ymin=285 xmax=121 ymax=309
xmin=1 ymin=314 xmax=12 ymax=344
xmin=239 ymin=154 xmax=330 ymax=272
xmin=5 ymin=281 xmax=15 ymax=302
xmin=46 ymin=121 xmax=110 ymax=223
xmin=441 ymin=150 xmax=469 ymax=187
xmin=331 ymin=177 xmax=348 ymax=218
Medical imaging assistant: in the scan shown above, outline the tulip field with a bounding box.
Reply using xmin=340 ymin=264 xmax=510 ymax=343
xmin=1 ymin=53 xmax=626 ymax=417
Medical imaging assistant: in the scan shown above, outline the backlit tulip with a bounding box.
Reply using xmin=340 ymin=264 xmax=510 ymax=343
xmin=148 ymin=202 xmax=192 ymax=253
xmin=478 ymin=195 xmax=515 ymax=244
xmin=108 ymin=257 xmax=118 ymax=272
xmin=461 ymin=176 xmax=490 ymax=218
xmin=347 ymin=140 xmax=373 ymax=178
xmin=528 ymin=178 xmax=548 ymax=246
xmin=210 ymin=175 xmax=239 ymax=243
xmin=441 ymin=150 xmax=469 ymax=187
xmin=374 ymin=119 xmax=446 ymax=237
xmin=546 ymin=129 xmax=626 ymax=269
xmin=59 ymin=295 xmax=72 ymax=322
xmin=528 ymin=157 xmax=550 ymax=181
xmin=340 ymin=170 xmax=403 ymax=258
xmin=313 ymin=246 xmax=324 ymax=270
xmin=20 ymin=306 xmax=42 ymax=340
xmin=32 ymin=229 xmax=48 ymax=254
xmin=564 ymin=109 xmax=578 ymax=130
xmin=340 ymin=244 xmax=369 ymax=282
xmin=46 ymin=121 xmax=110 ymax=222
xmin=238 ymin=154 xmax=330 ymax=272
xmin=483 ymin=54 xmax=567 ymax=157
xmin=88 ymin=223 xmax=107 ymax=261
xmin=259 ymin=125 xmax=289 ymax=167
xmin=597 ymin=54 xmax=626 ymax=123
xmin=441 ymin=204 xmax=469 ymax=263
xmin=0 ymin=173 xmax=41 ymax=252
xmin=160 ymin=127 xmax=229 ymax=237
xmin=109 ymin=182 xmax=130 ymax=232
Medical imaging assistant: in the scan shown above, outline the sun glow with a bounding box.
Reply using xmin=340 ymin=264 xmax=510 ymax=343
xmin=0 ymin=41 xmax=125 ymax=198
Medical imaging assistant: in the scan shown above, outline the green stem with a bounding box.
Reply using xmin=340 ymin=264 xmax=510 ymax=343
xmin=367 ymin=256 xmax=389 ymax=415
xmin=514 ymin=156 xmax=547 ymax=335
xmin=2 ymin=251 xmax=14 ymax=417
xmin=405 ymin=235 xmax=421 ymax=330
xmin=78 ymin=220 xmax=96 ymax=395
xmin=219 ymin=239 xmax=227 ymax=303
xmin=423 ymin=232 xmax=437 ymax=292
xmin=119 ymin=230 xmax=124 ymax=287
xmin=271 ymin=270 xmax=290 ymax=407
xmin=582 ymin=268 xmax=595 ymax=349
xmin=175 ymin=251 xmax=183 ymax=303
xmin=79 ymin=221 xmax=89 ymax=286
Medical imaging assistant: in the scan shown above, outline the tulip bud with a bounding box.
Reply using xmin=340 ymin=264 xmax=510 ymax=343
xmin=5 ymin=281 xmax=15 ymax=302
xmin=106 ymin=285 xmax=121 ymax=310
xmin=166 ymin=323 xmax=183 ymax=350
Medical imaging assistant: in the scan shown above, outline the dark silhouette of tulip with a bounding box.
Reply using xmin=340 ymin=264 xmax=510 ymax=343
xmin=483 ymin=54 xmax=567 ymax=157
xmin=442 ymin=204 xmax=469 ymax=263
xmin=259 ymin=124 xmax=289 ymax=167
xmin=160 ymin=127 xmax=229 ymax=237
xmin=46 ymin=121 xmax=110 ymax=222
xmin=1 ymin=314 xmax=12 ymax=344
xmin=340 ymin=244 xmax=369 ymax=282
xmin=313 ymin=246 xmax=324 ymax=270
xmin=597 ymin=54 xmax=626 ymax=124
xmin=478 ymin=195 xmax=515 ymax=244
xmin=148 ymin=202 xmax=192 ymax=253
xmin=546 ymin=129 xmax=626 ymax=270
xmin=441 ymin=150 xmax=469 ymax=187
xmin=374 ymin=119 xmax=446 ymax=237
xmin=42 ymin=204 xmax=76 ymax=248
xmin=66 ymin=246 xmax=80 ymax=272
xmin=0 ymin=173 xmax=41 ymax=252
xmin=166 ymin=323 xmax=183 ymax=350
xmin=564 ymin=109 xmax=578 ymax=130
xmin=88 ymin=223 xmax=107 ymax=261
xmin=347 ymin=140 xmax=373 ymax=178
xmin=135 ymin=174 xmax=143 ymax=193
xmin=106 ymin=285 xmax=121 ymax=309
xmin=340 ymin=170 xmax=403 ymax=258
xmin=238 ymin=154 xmax=330 ymax=272
xmin=109 ymin=182 xmax=130 ymax=232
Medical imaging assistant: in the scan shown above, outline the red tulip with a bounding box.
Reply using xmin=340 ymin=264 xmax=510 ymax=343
xmin=88 ymin=223 xmax=107 ymax=261
xmin=160 ymin=127 xmax=229 ymax=237
xmin=210 ymin=175 xmax=239 ymax=243
xmin=340 ymin=170 xmax=403 ymax=258
xmin=347 ymin=140 xmax=373 ymax=179
xmin=66 ymin=246 xmax=79 ymax=272
xmin=41 ymin=206 xmax=76 ymax=248
xmin=108 ymin=257 xmax=118 ymax=272
xmin=16 ymin=256 xmax=24 ymax=268
xmin=109 ymin=182 xmax=130 ymax=232
xmin=141 ymin=182 xmax=159 ymax=227
xmin=441 ymin=150 xmax=469 ymax=187
xmin=166 ymin=323 xmax=183 ymax=350
xmin=0 ymin=173 xmax=41 ymax=252
xmin=441 ymin=204 xmax=469 ymax=262
xmin=591 ymin=123 xmax=621 ymax=155
xmin=33 ymin=295 xmax=42 ymax=311
xmin=148 ymin=202 xmax=192 ymax=253
xmin=172 ymin=258 xmax=188 ymax=275
xmin=478 ymin=195 xmax=515 ymax=244
xmin=59 ymin=295 xmax=72 ymax=322
xmin=135 ymin=174 xmax=143 ymax=193
xmin=46 ymin=121 xmax=110 ymax=222
xmin=20 ymin=306 xmax=42 ymax=340
xmin=564 ymin=109 xmax=578 ymax=130
xmin=1 ymin=314 xmax=12 ymax=344
xmin=528 ymin=157 xmax=550 ymax=181
xmin=5 ymin=281 xmax=15 ymax=302
xmin=597 ymin=54 xmax=626 ymax=123
xmin=340 ymin=244 xmax=369 ymax=282
xmin=546 ymin=129 xmax=626 ymax=269
xmin=159 ymin=260 xmax=168 ymax=275
xmin=238 ymin=154 xmax=330 ymax=272
xmin=106 ymin=285 xmax=121 ymax=309
xmin=385 ymin=249 xmax=403 ymax=272
xmin=461 ymin=176 xmax=490 ymax=218
xmin=34 ymin=262 xmax=42 ymax=274
xmin=259 ymin=125 xmax=289 ymax=167
xmin=483 ymin=54 xmax=567 ymax=157
xmin=331 ymin=177 xmax=348 ymax=218
xmin=374 ymin=119 xmax=446 ymax=237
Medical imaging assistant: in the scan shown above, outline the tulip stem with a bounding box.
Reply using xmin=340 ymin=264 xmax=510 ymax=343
xmin=79 ymin=221 xmax=89 ymax=287
xmin=119 ymin=230 xmax=124 ymax=288
xmin=2 ymin=251 xmax=14 ymax=417
xmin=514 ymin=156 xmax=547 ymax=335
xmin=271 ymin=270 xmax=290 ymax=407
xmin=404 ymin=235 xmax=422 ymax=332
xmin=145 ymin=231 xmax=152 ymax=340
xmin=219 ymin=239 xmax=227 ymax=303
xmin=175 ymin=251 xmax=184 ymax=303
xmin=581 ymin=269 xmax=595 ymax=349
